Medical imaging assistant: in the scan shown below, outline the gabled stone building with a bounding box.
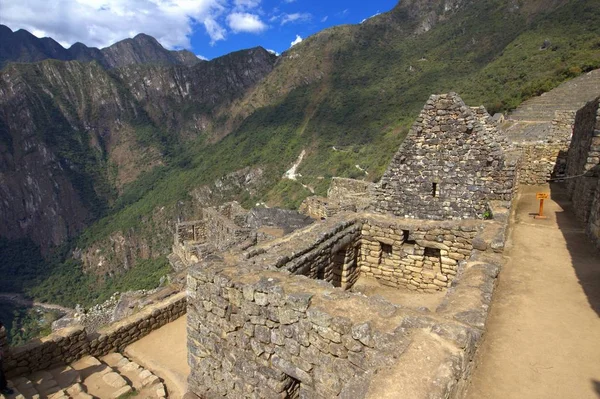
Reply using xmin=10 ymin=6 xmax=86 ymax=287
xmin=184 ymin=93 xmax=517 ymax=399
xmin=373 ymin=93 xmax=515 ymax=220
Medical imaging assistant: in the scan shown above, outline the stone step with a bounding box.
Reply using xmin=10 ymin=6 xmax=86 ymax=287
xmin=505 ymin=68 xmax=600 ymax=143
xmin=30 ymin=370 xmax=63 ymax=398
xmin=5 ymin=376 xmax=40 ymax=399
xmin=5 ymin=352 xmax=167 ymax=399
xmin=70 ymin=356 xmax=132 ymax=399
xmin=100 ymin=353 xmax=167 ymax=398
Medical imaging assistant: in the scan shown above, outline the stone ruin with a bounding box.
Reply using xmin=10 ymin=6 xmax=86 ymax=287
xmin=2 ymin=90 xmax=598 ymax=399
xmin=170 ymin=202 xmax=314 ymax=271
xmin=564 ymin=96 xmax=600 ymax=248
xmin=372 ymin=93 xmax=516 ymax=220
xmin=185 ymin=93 xmax=514 ymax=399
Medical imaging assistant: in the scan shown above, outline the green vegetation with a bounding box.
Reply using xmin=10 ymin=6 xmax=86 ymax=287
xmin=0 ymin=237 xmax=169 ymax=309
xmin=0 ymin=302 xmax=61 ymax=346
xmin=3 ymin=0 xmax=600 ymax=312
xmin=28 ymin=256 xmax=170 ymax=308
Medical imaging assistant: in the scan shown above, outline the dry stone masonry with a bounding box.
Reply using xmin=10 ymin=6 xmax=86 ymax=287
xmin=184 ymin=93 xmax=522 ymax=399
xmin=3 ymin=292 xmax=186 ymax=379
xmin=373 ymin=93 xmax=516 ymax=220
xmin=565 ymin=97 xmax=600 ymax=248
xmin=299 ymin=178 xmax=374 ymax=220
xmin=186 ymin=210 xmax=509 ymax=399
xmin=358 ymin=218 xmax=478 ymax=292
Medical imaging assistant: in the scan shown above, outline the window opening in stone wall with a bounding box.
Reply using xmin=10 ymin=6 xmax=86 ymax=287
xmin=380 ymin=242 xmax=393 ymax=257
xmin=423 ymin=247 xmax=441 ymax=258
xmin=432 ymin=182 xmax=438 ymax=197
xmin=285 ymin=376 xmax=300 ymax=399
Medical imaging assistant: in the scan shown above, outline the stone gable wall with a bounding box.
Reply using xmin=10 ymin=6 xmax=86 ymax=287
xmin=373 ymin=93 xmax=514 ymax=220
xmin=3 ymin=292 xmax=186 ymax=378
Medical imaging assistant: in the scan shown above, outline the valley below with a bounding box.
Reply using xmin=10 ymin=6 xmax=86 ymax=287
xmin=0 ymin=0 xmax=599 ymax=350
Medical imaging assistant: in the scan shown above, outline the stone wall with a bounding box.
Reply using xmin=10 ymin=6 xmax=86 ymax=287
xmin=373 ymin=93 xmax=515 ymax=220
xmin=173 ymin=205 xmax=252 ymax=267
xmin=298 ymin=196 xmax=330 ymax=220
xmin=561 ymin=97 xmax=600 ymax=249
xmin=551 ymin=110 xmax=576 ymax=142
xmin=516 ymin=110 xmax=575 ymax=185
xmin=187 ymin=265 xmax=410 ymax=399
xmin=587 ymin=178 xmax=600 ymax=250
xmin=516 ymin=144 xmax=568 ymax=185
xmin=299 ymin=177 xmax=374 ymax=221
xmin=566 ymin=98 xmax=600 ymax=224
xmin=327 ymin=178 xmax=373 ymax=211
xmin=3 ymin=292 xmax=186 ymax=378
xmin=186 ymin=211 xmax=510 ymax=399
xmin=359 ymin=219 xmax=479 ymax=292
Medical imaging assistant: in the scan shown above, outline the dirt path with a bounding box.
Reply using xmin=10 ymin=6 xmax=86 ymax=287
xmin=466 ymin=185 xmax=600 ymax=399
xmin=124 ymin=316 xmax=189 ymax=399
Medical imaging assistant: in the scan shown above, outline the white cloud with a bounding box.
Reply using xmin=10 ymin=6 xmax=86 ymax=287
xmin=290 ymin=34 xmax=302 ymax=47
xmin=266 ymin=49 xmax=280 ymax=56
xmin=233 ymin=0 xmax=261 ymax=11
xmin=280 ymin=13 xmax=312 ymax=25
xmin=204 ymin=17 xmax=227 ymax=45
xmin=227 ymin=13 xmax=268 ymax=33
xmin=321 ymin=16 xmax=329 ymax=23
xmin=196 ymin=54 xmax=209 ymax=60
xmin=0 ymin=0 xmax=227 ymax=50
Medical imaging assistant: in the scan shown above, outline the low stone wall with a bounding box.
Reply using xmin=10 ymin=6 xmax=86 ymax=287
xmin=359 ymin=218 xmax=479 ymax=292
xmin=3 ymin=292 xmax=186 ymax=378
xmin=186 ymin=212 xmax=509 ymax=399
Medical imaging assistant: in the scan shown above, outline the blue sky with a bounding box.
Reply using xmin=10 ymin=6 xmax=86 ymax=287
xmin=0 ymin=0 xmax=399 ymax=60
xmin=191 ymin=0 xmax=399 ymax=59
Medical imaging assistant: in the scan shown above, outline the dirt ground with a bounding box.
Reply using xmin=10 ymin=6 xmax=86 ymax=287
xmin=124 ymin=316 xmax=190 ymax=399
xmin=466 ymin=185 xmax=600 ymax=399
xmin=351 ymin=276 xmax=446 ymax=311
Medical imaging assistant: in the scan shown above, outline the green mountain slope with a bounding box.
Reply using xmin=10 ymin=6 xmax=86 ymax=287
xmin=2 ymin=0 xmax=600 ymax=307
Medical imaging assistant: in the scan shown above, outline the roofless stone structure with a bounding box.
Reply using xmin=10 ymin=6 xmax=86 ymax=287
xmin=184 ymin=93 xmax=516 ymax=398
xmin=373 ymin=93 xmax=516 ymax=220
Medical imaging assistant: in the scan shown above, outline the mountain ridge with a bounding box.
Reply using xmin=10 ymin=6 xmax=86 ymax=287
xmin=0 ymin=24 xmax=203 ymax=69
xmin=1 ymin=0 xmax=599 ymax=307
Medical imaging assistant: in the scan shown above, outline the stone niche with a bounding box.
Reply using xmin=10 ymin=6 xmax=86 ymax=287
xmin=270 ymin=215 xmax=477 ymax=293
xmin=185 ymin=212 xmax=504 ymax=399
xmin=373 ymin=93 xmax=515 ymax=220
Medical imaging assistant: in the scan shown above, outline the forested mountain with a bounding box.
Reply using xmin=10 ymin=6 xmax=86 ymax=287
xmin=1 ymin=0 xmax=599 ymax=306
